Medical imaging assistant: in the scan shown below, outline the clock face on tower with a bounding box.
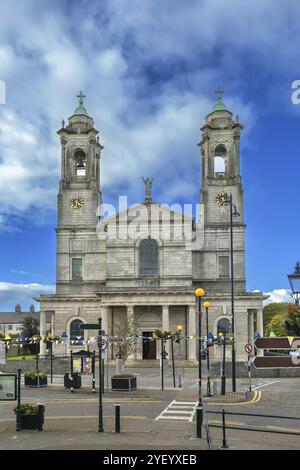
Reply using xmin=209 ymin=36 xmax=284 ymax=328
xmin=216 ymin=192 xmax=228 ymax=206
xmin=70 ymin=196 xmax=84 ymax=209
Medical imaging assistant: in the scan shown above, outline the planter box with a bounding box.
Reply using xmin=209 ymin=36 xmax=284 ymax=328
xmin=64 ymin=373 xmax=82 ymax=389
xmin=24 ymin=376 xmax=48 ymax=387
xmin=111 ymin=376 xmax=137 ymax=391
xmin=20 ymin=412 xmax=44 ymax=430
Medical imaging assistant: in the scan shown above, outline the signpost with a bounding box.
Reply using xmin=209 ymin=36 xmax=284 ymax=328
xmin=254 ymin=337 xmax=300 ymax=349
xmin=80 ymin=320 xmax=105 ymax=432
xmin=244 ymin=343 xmax=253 ymax=391
xmin=253 ymin=356 xmax=300 ymax=369
xmin=254 ymin=337 xmax=300 ymax=369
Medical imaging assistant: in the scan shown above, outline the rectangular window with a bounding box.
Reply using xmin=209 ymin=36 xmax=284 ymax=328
xmin=218 ymin=256 xmax=229 ymax=278
xmin=8 ymin=325 xmax=13 ymax=331
xmin=72 ymin=258 xmax=82 ymax=281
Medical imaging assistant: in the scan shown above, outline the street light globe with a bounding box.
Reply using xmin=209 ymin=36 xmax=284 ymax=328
xmin=218 ymin=332 xmax=224 ymax=337
xmin=203 ymin=301 xmax=211 ymax=309
xmin=177 ymin=325 xmax=183 ymax=332
xmin=195 ymin=288 xmax=205 ymax=297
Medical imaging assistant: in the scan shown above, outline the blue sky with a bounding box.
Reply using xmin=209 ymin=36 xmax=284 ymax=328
xmin=0 ymin=0 xmax=299 ymax=310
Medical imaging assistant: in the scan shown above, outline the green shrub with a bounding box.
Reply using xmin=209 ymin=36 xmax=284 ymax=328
xmin=14 ymin=403 xmax=45 ymax=415
xmin=24 ymin=370 xmax=47 ymax=379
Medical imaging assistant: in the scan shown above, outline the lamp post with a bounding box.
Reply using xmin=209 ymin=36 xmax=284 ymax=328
xmin=203 ymin=301 xmax=212 ymax=397
xmin=195 ymin=287 xmax=205 ymax=438
xmin=288 ymin=262 xmax=300 ymax=306
xmin=177 ymin=325 xmax=183 ymax=388
xmin=221 ymin=193 xmax=239 ymax=393
xmin=219 ymin=332 xmax=226 ymax=395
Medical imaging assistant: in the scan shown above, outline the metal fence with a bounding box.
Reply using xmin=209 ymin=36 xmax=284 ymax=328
xmin=206 ymin=409 xmax=300 ymax=450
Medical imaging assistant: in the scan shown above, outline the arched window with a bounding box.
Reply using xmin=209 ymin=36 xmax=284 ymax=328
xmin=75 ymin=150 xmax=86 ymax=177
xmin=217 ymin=318 xmax=230 ymax=335
xmin=139 ymin=238 xmax=159 ymax=277
xmin=214 ymin=144 xmax=226 ymax=178
xmin=70 ymin=319 xmax=84 ymax=344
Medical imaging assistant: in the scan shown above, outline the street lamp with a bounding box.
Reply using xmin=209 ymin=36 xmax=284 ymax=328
xmin=219 ymin=193 xmax=239 ymax=393
xmin=288 ymin=262 xmax=300 ymax=306
xmin=218 ymin=332 xmax=226 ymax=395
xmin=176 ymin=325 xmax=183 ymax=388
xmin=195 ymin=287 xmax=205 ymax=438
xmin=203 ymin=301 xmax=212 ymax=397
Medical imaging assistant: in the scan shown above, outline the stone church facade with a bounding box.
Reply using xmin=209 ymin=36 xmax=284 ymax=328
xmin=38 ymin=91 xmax=264 ymax=364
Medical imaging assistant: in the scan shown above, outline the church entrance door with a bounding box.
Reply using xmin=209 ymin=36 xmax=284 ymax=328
xmin=142 ymin=332 xmax=156 ymax=359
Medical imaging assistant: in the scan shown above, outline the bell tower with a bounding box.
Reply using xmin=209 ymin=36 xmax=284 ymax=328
xmin=197 ymin=90 xmax=246 ymax=293
xmin=56 ymin=92 xmax=106 ymax=294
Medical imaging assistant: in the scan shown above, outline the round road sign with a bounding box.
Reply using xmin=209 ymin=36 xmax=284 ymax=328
xmin=245 ymin=343 xmax=252 ymax=354
xmin=101 ymin=339 xmax=108 ymax=350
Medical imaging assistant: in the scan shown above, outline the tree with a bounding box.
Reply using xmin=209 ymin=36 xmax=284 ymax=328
xmin=263 ymin=303 xmax=289 ymax=333
xmin=20 ymin=316 xmax=39 ymax=338
xmin=265 ymin=314 xmax=287 ymax=337
xmin=285 ymin=305 xmax=300 ymax=335
xmin=114 ymin=317 xmax=139 ymax=363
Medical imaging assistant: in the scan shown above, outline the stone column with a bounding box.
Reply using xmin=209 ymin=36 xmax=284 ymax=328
xmin=126 ymin=306 xmax=135 ymax=360
xmin=247 ymin=310 xmax=254 ymax=350
xmin=188 ymin=304 xmax=197 ymax=361
xmin=162 ymin=305 xmax=170 ymax=356
xmin=39 ymin=311 xmax=47 ymax=357
xmin=61 ymin=139 xmax=66 ymax=179
xmin=256 ymin=309 xmax=264 ymax=356
xmin=101 ymin=305 xmax=109 ymax=337
xmin=51 ymin=312 xmax=55 ymax=335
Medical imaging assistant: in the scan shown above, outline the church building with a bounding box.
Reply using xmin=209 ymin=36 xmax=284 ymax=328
xmin=37 ymin=91 xmax=264 ymax=364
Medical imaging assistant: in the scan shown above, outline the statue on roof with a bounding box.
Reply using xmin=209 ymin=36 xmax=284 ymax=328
xmin=142 ymin=177 xmax=153 ymax=203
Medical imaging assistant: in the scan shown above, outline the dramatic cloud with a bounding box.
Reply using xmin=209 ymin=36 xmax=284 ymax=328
xmin=0 ymin=0 xmax=298 ymax=226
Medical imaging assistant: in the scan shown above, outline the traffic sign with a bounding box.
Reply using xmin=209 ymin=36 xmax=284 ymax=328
xmin=254 ymin=337 xmax=300 ymax=350
xmin=101 ymin=339 xmax=108 ymax=350
xmin=253 ymin=356 xmax=300 ymax=369
xmin=80 ymin=324 xmax=106 ymax=334
xmin=244 ymin=343 xmax=252 ymax=354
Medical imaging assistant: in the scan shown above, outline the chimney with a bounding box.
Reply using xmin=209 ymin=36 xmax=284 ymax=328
xmin=15 ymin=304 xmax=21 ymax=313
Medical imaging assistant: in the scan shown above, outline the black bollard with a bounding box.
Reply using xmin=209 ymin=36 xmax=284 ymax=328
xmin=115 ymin=404 xmax=121 ymax=433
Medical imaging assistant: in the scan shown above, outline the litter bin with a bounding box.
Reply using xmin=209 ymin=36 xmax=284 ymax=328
xmin=64 ymin=372 xmax=82 ymax=389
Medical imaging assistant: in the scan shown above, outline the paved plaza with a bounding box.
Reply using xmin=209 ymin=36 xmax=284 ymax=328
xmin=0 ymin=368 xmax=299 ymax=450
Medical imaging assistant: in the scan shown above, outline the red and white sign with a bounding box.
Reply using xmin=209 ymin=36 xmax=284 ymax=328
xmin=244 ymin=343 xmax=252 ymax=354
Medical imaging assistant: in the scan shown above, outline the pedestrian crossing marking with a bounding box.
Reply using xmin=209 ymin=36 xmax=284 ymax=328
xmin=155 ymin=400 xmax=198 ymax=422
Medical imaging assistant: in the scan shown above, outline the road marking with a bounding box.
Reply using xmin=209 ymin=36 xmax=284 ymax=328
xmin=0 ymin=415 xmax=149 ymax=423
xmin=206 ymin=390 xmax=262 ymax=406
xmin=251 ymin=381 xmax=280 ymax=390
xmin=155 ymin=400 xmax=198 ymax=422
xmin=0 ymin=399 xmax=162 ymax=406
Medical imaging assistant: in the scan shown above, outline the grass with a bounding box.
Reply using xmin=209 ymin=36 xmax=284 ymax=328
xmin=7 ymin=355 xmax=37 ymax=360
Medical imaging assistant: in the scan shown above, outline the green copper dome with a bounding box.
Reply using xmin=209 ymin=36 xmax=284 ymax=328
xmin=72 ymin=91 xmax=90 ymax=117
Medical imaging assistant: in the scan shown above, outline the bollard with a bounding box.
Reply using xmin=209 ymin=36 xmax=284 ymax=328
xmin=37 ymin=403 xmax=44 ymax=431
xmin=115 ymin=404 xmax=121 ymax=433
xmin=196 ymin=405 xmax=203 ymax=438
xmin=221 ymin=409 xmax=228 ymax=449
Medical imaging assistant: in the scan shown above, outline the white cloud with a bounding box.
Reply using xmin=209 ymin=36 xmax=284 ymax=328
xmin=0 ymin=282 xmax=55 ymax=311
xmin=0 ymin=0 xmax=298 ymax=228
xmin=262 ymin=289 xmax=295 ymax=306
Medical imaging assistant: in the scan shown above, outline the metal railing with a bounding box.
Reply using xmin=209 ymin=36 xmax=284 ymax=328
xmin=206 ymin=409 xmax=300 ymax=450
